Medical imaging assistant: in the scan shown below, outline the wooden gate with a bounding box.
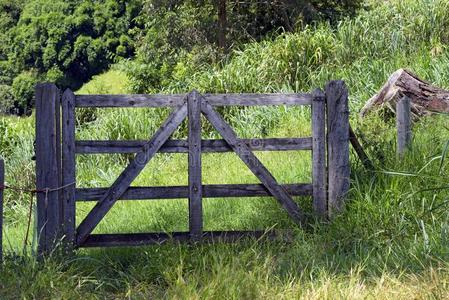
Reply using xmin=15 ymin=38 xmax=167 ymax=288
xmin=34 ymin=81 xmax=350 ymax=254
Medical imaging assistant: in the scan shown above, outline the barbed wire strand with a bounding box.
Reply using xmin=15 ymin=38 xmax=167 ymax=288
xmin=0 ymin=182 xmax=75 ymax=251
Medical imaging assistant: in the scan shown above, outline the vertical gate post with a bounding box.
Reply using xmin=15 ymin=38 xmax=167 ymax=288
xmin=325 ymin=80 xmax=350 ymax=217
xmin=35 ymin=83 xmax=62 ymax=255
xmin=312 ymin=88 xmax=327 ymax=219
xmin=61 ymin=89 xmax=76 ymax=249
xmin=188 ymin=91 xmax=203 ymax=240
xmin=0 ymin=158 xmax=4 ymax=262
xmin=396 ymin=95 xmax=412 ymax=156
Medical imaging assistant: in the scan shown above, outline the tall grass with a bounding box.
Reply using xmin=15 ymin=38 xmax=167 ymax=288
xmin=160 ymin=0 xmax=449 ymax=111
xmin=1 ymin=0 xmax=449 ymax=298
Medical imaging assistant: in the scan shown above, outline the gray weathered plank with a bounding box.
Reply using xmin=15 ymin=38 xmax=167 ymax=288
xmin=55 ymin=89 xmax=63 ymax=232
xmin=312 ymin=88 xmax=327 ymax=218
xmin=75 ymin=183 xmax=313 ymax=201
xmin=396 ymin=95 xmax=412 ymax=156
xmin=80 ymin=230 xmax=279 ymax=248
xmin=35 ymin=84 xmax=47 ymax=254
xmin=76 ymin=94 xmax=185 ymax=107
xmin=0 ymin=158 xmax=4 ymax=262
xmin=188 ymin=91 xmax=203 ymax=240
xmin=75 ymin=93 xmax=312 ymax=107
xmin=325 ymin=80 xmax=350 ymax=218
xmin=75 ymin=103 xmax=188 ymax=245
xmin=201 ymin=100 xmax=304 ymax=225
xmin=203 ymin=93 xmax=312 ymax=106
xmin=61 ymin=89 xmax=76 ymax=247
xmin=35 ymin=83 xmax=61 ymax=254
xmin=75 ymin=137 xmax=313 ymax=154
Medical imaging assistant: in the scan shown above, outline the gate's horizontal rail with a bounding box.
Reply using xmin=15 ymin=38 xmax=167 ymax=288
xmin=80 ymin=230 xmax=281 ymax=248
xmin=75 ymin=137 xmax=312 ymax=154
xmin=75 ymin=93 xmax=312 ymax=107
xmin=76 ymin=183 xmax=312 ymax=201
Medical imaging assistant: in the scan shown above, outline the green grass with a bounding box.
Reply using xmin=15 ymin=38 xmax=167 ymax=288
xmin=1 ymin=0 xmax=449 ymax=298
xmin=2 ymin=109 xmax=448 ymax=299
xmin=76 ymin=69 xmax=130 ymax=95
xmin=156 ymin=0 xmax=449 ymax=113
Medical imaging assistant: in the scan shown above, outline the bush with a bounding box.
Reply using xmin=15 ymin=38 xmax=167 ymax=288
xmin=0 ymin=84 xmax=15 ymax=114
xmin=11 ymin=71 xmax=39 ymax=115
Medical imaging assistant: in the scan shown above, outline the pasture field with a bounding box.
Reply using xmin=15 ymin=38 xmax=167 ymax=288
xmin=1 ymin=0 xmax=449 ymax=298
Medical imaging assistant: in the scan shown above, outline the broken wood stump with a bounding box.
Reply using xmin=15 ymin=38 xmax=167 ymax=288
xmin=360 ymin=69 xmax=449 ymax=117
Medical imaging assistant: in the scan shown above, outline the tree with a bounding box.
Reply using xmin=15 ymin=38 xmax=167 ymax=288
xmin=0 ymin=0 xmax=142 ymax=114
xmin=217 ymin=0 xmax=227 ymax=50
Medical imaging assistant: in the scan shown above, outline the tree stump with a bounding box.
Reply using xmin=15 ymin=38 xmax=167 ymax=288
xmin=360 ymin=69 xmax=449 ymax=117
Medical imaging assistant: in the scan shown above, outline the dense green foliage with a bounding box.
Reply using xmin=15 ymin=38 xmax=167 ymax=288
xmin=125 ymin=0 xmax=449 ymax=97
xmin=1 ymin=0 xmax=449 ymax=298
xmin=0 ymin=0 xmax=363 ymax=114
xmin=0 ymin=0 xmax=141 ymax=114
xmin=154 ymin=0 xmax=449 ymax=99
xmin=116 ymin=0 xmax=449 ymax=141
xmin=126 ymin=0 xmax=364 ymax=93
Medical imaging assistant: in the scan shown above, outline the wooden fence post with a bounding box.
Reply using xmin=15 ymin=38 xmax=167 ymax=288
xmin=62 ymin=89 xmax=76 ymax=249
xmin=396 ymin=95 xmax=412 ymax=156
xmin=35 ymin=83 xmax=62 ymax=255
xmin=188 ymin=91 xmax=203 ymax=240
xmin=0 ymin=158 xmax=4 ymax=262
xmin=325 ymin=80 xmax=350 ymax=217
xmin=312 ymin=88 xmax=327 ymax=219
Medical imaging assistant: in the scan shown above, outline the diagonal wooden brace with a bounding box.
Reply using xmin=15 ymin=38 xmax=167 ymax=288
xmin=76 ymin=103 xmax=188 ymax=245
xmin=200 ymin=99 xmax=305 ymax=225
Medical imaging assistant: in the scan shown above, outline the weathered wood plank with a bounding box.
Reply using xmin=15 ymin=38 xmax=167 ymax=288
xmin=201 ymin=100 xmax=304 ymax=225
xmin=55 ymin=89 xmax=63 ymax=233
xmin=75 ymin=137 xmax=312 ymax=154
xmin=188 ymin=91 xmax=203 ymax=240
xmin=204 ymin=93 xmax=312 ymax=106
xmin=80 ymin=230 xmax=279 ymax=248
xmin=75 ymin=93 xmax=312 ymax=107
xmin=35 ymin=83 xmax=61 ymax=254
xmin=326 ymin=80 xmax=350 ymax=218
xmin=35 ymin=84 xmax=47 ymax=254
xmin=349 ymin=125 xmax=374 ymax=170
xmin=75 ymin=183 xmax=313 ymax=201
xmin=76 ymin=94 xmax=185 ymax=107
xmin=396 ymin=95 xmax=412 ymax=156
xmin=61 ymin=89 xmax=76 ymax=247
xmin=0 ymin=158 xmax=4 ymax=262
xmin=75 ymin=103 xmax=188 ymax=246
xmin=312 ymin=88 xmax=327 ymax=218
